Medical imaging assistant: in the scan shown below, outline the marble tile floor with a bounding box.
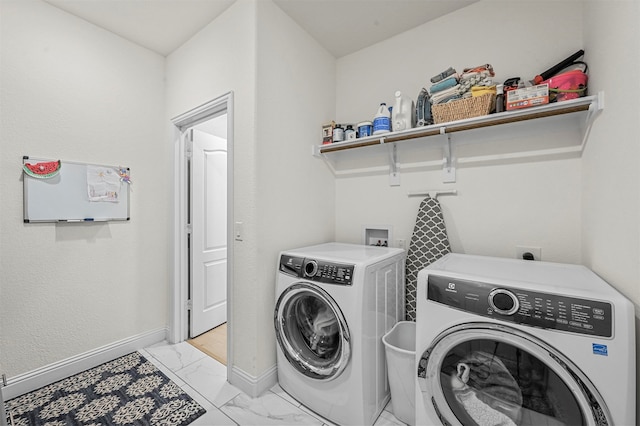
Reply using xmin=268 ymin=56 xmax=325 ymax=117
xmin=141 ymin=340 xmax=407 ymax=426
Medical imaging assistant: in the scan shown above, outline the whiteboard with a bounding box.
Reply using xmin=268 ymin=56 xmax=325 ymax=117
xmin=23 ymin=157 xmax=130 ymax=223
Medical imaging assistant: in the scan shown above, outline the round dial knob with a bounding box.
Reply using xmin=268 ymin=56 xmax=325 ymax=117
xmin=303 ymin=260 xmax=318 ymax=277
xmin=488 ymin=288 xmax=519 ymax=316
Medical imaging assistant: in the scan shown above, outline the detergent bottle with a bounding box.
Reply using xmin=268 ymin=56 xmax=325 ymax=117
xmin=392 ymin=91 xmax=415 ymax=131
xmin=372 ymin=103 xmax=391 ymax=135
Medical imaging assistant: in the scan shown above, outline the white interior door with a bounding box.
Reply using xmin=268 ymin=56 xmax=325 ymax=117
xmin=190 ymin=127 xmax=227 ymax=337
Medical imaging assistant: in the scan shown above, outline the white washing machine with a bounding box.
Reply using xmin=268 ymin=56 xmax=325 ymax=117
xmin=274 ymin=242 xmax=405 ymax=426
xmin=415 ymin=253 xmax=635 ymax=426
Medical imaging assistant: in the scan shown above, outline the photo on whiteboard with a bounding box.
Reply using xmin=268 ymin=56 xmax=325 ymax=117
xmin=87 ymin=165 xmax=121 ymax=202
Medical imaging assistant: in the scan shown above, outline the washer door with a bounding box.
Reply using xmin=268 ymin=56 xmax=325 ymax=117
xmin=418 ymin=323 xmax=611 ymax=426
xmin=275 ymin=282 xmax=351 ymax=380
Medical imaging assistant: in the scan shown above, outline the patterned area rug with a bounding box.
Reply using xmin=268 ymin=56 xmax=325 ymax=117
xmin=5 ymin=352 xmax=205 ymax=425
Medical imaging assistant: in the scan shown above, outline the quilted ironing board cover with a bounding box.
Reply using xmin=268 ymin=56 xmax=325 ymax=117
xmin=406 ymin=196 xmax=451 ymax=321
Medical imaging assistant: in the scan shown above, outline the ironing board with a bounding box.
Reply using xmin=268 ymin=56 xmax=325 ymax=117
xmin=405 ymin=196 xmax=451 ymax=321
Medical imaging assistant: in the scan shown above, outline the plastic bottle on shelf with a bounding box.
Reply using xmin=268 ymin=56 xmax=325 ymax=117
xmin=373 ymin=103 xmax=391 ymax=135
xmin=392 ymin=91 xmax=415 ymax=131
xmin=344 ymin=124 xmax=356 ymax=140
xmin=333 ymin=124 xmax=344 ymax=142
xmin=495 ymin=84 xmax=505 ymax=113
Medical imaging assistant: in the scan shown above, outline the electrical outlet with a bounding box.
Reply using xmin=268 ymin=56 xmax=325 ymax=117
xmin=395 ymin=239 xmax=406 ymax=250
xmin=516 ymin=246 xmax=541 ymax=261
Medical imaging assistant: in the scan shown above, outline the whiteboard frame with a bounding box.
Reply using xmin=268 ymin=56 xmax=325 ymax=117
xmin=23 ymin=156 xmax=131 ymax=223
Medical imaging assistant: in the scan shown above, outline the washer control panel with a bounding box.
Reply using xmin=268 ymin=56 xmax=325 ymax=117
xmin=427 ymin=274 xmax=613 ymax=338
xmin=280 ymin=255 xmax=354 ymax=286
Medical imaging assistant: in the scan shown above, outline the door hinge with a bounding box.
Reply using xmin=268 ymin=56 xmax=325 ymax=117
xmin=185 ymin=129 xmax=193 ymax=158
xmin=186 ymin=224 xmax=192 ymax=234
xmin=186 ymin=299 xmax=193 ymax=310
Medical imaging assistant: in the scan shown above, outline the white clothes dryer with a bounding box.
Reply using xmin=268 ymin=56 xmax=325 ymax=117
xmin=415 ymin=253 xmax=635 ymax=426
xmin=274 ymin=243 xmax=405 ymax=426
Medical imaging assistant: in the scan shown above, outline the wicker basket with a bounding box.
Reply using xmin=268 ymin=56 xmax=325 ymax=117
xmin=432 ymin=93 xmax=496 ymax=124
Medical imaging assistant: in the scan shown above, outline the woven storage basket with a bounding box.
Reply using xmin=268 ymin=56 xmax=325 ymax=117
xmin=432 ymin=93 xmax=496 ymax=124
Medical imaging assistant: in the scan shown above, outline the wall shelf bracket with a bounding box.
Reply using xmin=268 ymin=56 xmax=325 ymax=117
xmin=442 ymin=133 xmax=456 ymax=183
xmin=388 ymin=143 xmax=400 ymax=186
xmin=580 ymin=91 xmax=604 ymax=151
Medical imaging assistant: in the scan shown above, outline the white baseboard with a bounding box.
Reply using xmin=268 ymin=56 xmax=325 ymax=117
xmin=2 ymin=327 xmax=167 ymax=400
xmin=229 ymin=363 xmax=278 ymax=398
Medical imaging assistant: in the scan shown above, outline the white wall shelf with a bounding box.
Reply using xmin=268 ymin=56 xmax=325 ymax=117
xmin=313 ymin=92 xmax=604 ymax=184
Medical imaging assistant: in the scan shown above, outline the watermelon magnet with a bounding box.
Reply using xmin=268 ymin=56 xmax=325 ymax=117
xmin=23 ymin=160 xmax=61 ymax=179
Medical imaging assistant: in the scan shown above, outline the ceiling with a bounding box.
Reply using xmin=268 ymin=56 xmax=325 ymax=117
xmin=43 ymin=0 xmax=477 ymax=57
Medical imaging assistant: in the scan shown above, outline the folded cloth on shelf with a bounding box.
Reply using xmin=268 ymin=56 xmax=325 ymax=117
xmin=430 ymin=74 xmax=460 ymax=94
xmin=430 ymin=66 xmax=457 ymax=83
xmin=435 ymin=94 xmax=462 ymax=104
xmin=430 ymin=85 xmax=461 ymax=104
xmin=463 ymin=63 xmax=495 ymax=76
xmin=471 ymin=85 xmax=497 ymax=97
xmin=459 ymin=71 xmax=494 ymax=95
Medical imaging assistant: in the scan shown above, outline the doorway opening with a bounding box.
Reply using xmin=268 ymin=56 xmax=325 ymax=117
xmin=170 ymin=93 xmax=234 ymax=375
xmin=188 ymin=322 xmax=227 ymax=365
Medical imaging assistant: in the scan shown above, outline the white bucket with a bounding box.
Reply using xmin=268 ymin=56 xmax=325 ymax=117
xmin=382 ymin=321 xmax=416 ymax=426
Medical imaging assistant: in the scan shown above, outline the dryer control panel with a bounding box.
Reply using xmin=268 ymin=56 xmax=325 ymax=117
xmin=279 ymin=255 xmax=354 ymax=286
xmin=427 ymin=275 xmax=613 ymax=338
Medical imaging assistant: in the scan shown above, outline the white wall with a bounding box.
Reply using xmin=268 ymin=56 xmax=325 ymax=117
xmin=255 ymin=0 xmax=336 ymax=373
xmin=165 ymin=0 xmax=259 ymax=378
xmin=0 ymin=1 xmax=167 ymax=377
xmin=334 ymin=1 xmax=584 ymax=264
xmin=165 ymin=0 xmax=336 ymax=379
xmin=581 ymin=1 xmax=640 ymax=420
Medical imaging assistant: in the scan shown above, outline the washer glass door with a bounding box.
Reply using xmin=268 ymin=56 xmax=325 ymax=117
xmin=275 ymin=282 xmax=350 ymax=380
xmin=418 ymin=324 xmax=610 ymax=426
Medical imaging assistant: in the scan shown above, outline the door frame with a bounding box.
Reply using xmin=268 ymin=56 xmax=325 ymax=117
xmin=169 ymin=92 xmax=234 ymax=377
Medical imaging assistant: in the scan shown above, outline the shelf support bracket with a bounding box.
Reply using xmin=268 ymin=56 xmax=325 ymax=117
xmin=580 ymin=91 xmax=604 ymax=152
xmin=442 ymin=132 xmax=456 ymax=183
xmin=388 ymin=143 xmax=400 ymax=186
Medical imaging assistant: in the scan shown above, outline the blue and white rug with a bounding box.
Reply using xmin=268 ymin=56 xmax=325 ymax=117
xmin=5 ymin=352 xmax=205 ymax=425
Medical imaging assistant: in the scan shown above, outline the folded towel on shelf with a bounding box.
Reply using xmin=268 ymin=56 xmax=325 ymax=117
xmin=430 ymin=85 xmax=461 ymax=104
xmin=459 ymin=72 xmax=494 ymax=95
xmin=471 ymin=85 xmax=497 ymax=97
xmin=430 ymin=66 xmax=457 ymax=83
xmin=463 ymin=63 xmax=495 ymax=76
xmin=435 ymin=94 xmax=462 ymax=104
xmin=430 ymin=74 xmax=459 ymax=94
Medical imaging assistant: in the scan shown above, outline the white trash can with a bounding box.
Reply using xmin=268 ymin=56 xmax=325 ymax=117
xmin=382 ymin=321 xmax=416 ymax=426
